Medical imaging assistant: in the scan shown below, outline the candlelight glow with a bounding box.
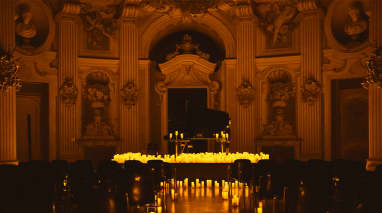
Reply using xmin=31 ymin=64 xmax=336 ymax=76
xmin=112 ymin=152 xmax=269 ymax=164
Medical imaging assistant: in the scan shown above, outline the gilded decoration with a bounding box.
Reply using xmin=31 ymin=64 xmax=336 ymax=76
xmin=301 ymin=77 xmax=321 ymax=104
xmin=59 ymin=77 xmax=78 ymax=105
xmin=237 ymin=80 xmax=256 ymax=108
xmin=0 ymin=49 xmax=22 ymax=93
xmin=121 ymin=81 xmax=139 ymax=107
xmin=263 ymin=70 xmax=295 ymax=137
xmin=253 ymin=0 xmax=299 ymax=48
xmin=362 ymin=48 xmax=382 ymax=89
xmin=79 ymin=2 xmax=121 ymax=50
xmin=165 ymin=34 xmax=210 ymax=61
xmin=82 ymin=72 xmax=114 ymax=139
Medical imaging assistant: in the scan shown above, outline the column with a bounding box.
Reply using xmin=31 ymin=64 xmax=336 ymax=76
xmin=120 ymin=3 xmax=143 ymax=153
xmin=57 ymin=3 xmax=81 ymax=160
xmin=297 ymin=0 xmax=323 ymax=160
xmin=232 ymin=3 xmax=257 ymax=152
xmin=366 ymin=0 xmax=382 ymax=171
xmin=0 ymin=0 xmax=17 ymax=165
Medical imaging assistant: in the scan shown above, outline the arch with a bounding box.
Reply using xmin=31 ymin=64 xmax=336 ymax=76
xmin=140 ymin=14 xmax=236 ymax=59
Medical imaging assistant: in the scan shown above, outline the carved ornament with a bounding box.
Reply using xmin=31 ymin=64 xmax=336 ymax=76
xmin=301 ymin=77 xmax=321 ymax=104
xmin=59 ymin=77 xmax=78 ymax=105
xmin=79 ymin=3 xmax=121 ymax=50
xmin=142 ymin=0 xmax=219 ymax=15
xmin=165 ymin=34 xmax=210 ymax=61
xmin=121 ymin=81 xmax=139 ymax=107
xmin=236 ymin=80 xmax=256 ymax=108
xmin=0 ymin=49 xmax=22 ymax=93
xmin=362 ymin=48 xmax=382 ymax=89
xmin=253 ymin=0 xmax=299 ymax=47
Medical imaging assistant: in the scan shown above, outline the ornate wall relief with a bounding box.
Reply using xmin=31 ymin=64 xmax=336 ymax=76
xmin=82 ymin=72 xmax=114 ymax=139
xmin=301 ymin=77 xmax=322 ymax=104
xmin=15 ymin=0 xmax=55 ymax=55
xmin=121 ymin=81 xmax=139 ymax=108
xmin=262 ymin=70 xmax=296 ymax=137
xmin=237 ymin=80 xmax=256 ymax=108
xmin=253 ymin=0 xmax=299 ymax=49
xmin=325 ymin=0 xmax=371 ymax=52
xmin=362 ymin=48 xmax=382 ymax=89
xmin=58 ymin=77 xmax=78 ymax=105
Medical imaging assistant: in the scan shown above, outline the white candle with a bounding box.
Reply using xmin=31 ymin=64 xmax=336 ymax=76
xmin=171 ymin=189 xmax=175 ymax=200
xmin=157 ymin=207 xmax=162 ymax=213
xmin=175 ymin=130 xmax=178 ymax=136
xmin=169 ymin=133 xmax=173 ymax=140
xmin=207 ymin=180 xmax=212 ymax=188
xmin=222 ymin=191 xmax=229 ymax=200
xmin=191 ymin=182 xmax=195 ymax=188
xmin=232 ymin=195 xmax=239 ymax=207
xmin=180 ymin=133 xmax=184 ymax=139
xmin=216 ymin=133 xmax=219 ymax=139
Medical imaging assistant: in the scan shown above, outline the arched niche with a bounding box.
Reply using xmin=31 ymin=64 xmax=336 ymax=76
xmin=140 ymin=14 xmax=236 ymax=59
xmin=155 ymin=54 xmax=219 ymax=152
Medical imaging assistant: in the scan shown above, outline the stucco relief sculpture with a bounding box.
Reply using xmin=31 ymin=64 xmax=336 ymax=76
xmin=121 ymin=81 xmax=139 ymax=108
xmin=165 ymin=34 xmax=210 ymax=61
xmin=253 ymin=0 xmax=298 ymax=48
xmin=344 ymin=2 xmax=369 ymax=43
xmin=0 ymin=49 xmax=22 ymax=93
xmin=80 ymin=3 xmax=120 ymax=50
xmin=59 ymin=77 xmax=78 ymax=105
xmin=237 ymin=80 xmax=256 ymax=108
xmin=263 ymin=71 xmax=295 ymax=137
xmin=83 ymin=72 xmax=114 ymax=139
xmin=301 ymin=78 xmax=321 ymax=104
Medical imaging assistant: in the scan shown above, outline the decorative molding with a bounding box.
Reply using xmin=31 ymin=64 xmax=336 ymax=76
xmin=0 ymin=49 xmax=22 ymax=93
xmin=120 ymin=81 xmax=139 ymax=107
xmin=237 ymin=80 xmax=256 ymax=108
xmin=58 ymin=77 xmax=78 ymax=105
xmin=301 ymin=77 xmax=321 ymax=104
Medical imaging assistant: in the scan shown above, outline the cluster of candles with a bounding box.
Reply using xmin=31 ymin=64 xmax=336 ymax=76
xmin=168 ymin=130 xmax=184 ymax=140
xmin=215 ymin=131 xmax=230 ymax=141
xmin=113 ymin=152 xmax=269 ymax=164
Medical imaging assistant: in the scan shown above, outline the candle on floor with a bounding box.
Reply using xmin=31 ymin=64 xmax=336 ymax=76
xmin=157 ymin=206 xmax=162 ymax=213
xmin=232 ymin=195 xmax=239 ymax=207
xmin=157 ymin=197 xmax=161 ymax=205
xmin=184 ymin=178 xmax=188 ymax=186
xmin=201 ymin=181 xmax=205 ymax=188
xmin=171 ymin=189 xmax=175 ymax=200
xmin=222 ymin=190 xmax=229 ymax=200
xmin=215 ymin=181 xmax=219 ymax=188
xmin=207 ymin=180 xmax=212 ymax=187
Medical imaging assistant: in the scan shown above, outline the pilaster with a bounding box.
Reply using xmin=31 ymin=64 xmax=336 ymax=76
xmin=57 ymin=2 xmax=81 ymax=160
xmin=297 ymin=0 xmax=323 ymax=160
xmin=0 ymin=0 xmax=17 ymax=165
xmin=232 ymin=2 xmax=257 ymax=152
xmin=120 ymin=3 xmax=144 ymax=153
xmin=366 ymin=0 xmax=382 ymax=171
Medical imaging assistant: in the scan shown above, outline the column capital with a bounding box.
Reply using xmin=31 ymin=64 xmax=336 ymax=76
xmin=234 ymin=1 xmax=255 ymax=20
xmin=297 ymin=0 xmax=321 ymax=14
xmin=60 ymin=2 xmax=81 ymax=17
xmin=121 ymin=0 xmax=143 ymax=20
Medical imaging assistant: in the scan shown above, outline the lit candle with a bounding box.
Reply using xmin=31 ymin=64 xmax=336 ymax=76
xmin=169 ymin=133 xmax=173 ymax=140
xmin=171 ymin=189 xmax=175 ymax=200
xmin=157 ymin=207 xmax=162 ymax=213
xmin=232 ymin=195 xmax=239 ymax=207
xmin=180 ymin=133 xmax=184 ymax=139
xmin=207 ymin=180 xmax=212 ymax=188
xmin=225 ymin=133 xmax=229 ymax=140
xmin=222 ymin=191 xmax=229 ymax=200
xmin=184 ymin=178 xmax=188 ymax=186
xmin=175 ymin=130 xmax=178 ymax=136
xmin=191 ymin=182 xmax=195 ymax=188
xmin=216 ymin=133 xmax=219 ymax=140
xmin=157 ymin=197 xmax=161 ymax=205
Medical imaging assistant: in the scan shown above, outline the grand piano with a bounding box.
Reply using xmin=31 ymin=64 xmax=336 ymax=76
xmin=167 ymin=108 xmax=230 ymax=154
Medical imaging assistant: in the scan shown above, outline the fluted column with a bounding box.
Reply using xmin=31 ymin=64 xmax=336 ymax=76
xmin=57 ymin=3 xmax=81 ymax=160
xmin=120 ymin=3 xmax=143 ymax=153
xmin=366 ymin=0 xmax=382 ymax=171
xmin=0 ymin=0 xmax=17 ymax=165
xmin=297 ymin=0 xmax=323 ymax=160
xmin=232 ymin=3 xmax=256 ymax=152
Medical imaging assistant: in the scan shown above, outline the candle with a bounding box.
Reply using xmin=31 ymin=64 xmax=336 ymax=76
xmin=201 ymin=181 xmax=204 ymax=188
xmin=222 ymin=191 xmax=229 ymax=200
xmin=207 ymin=180 xmax=212 ymax=188
xmin=157 ymin=197 xmax=161 ymax=205
xmin=214 ymin=181 xmax=219 ymax=188
xmin=216 ymin=133 xmax=219 ymax=139
xmin=180 ymin=133 xmax=184 ymax=139
xmin=257 ymin=207 xmax=263 ymax=213
xmin=225 ymin=133 xmax=229 ymax=140
xmin=169 ymin=133 xmax=173 ymax=140
xmin=171 ymin=189 xmax=175 ymax=200
xmin=232 ymin=195 xmax=239 ymax=207
xmin=157 ymin=206 xmax=162 ymax=213
xmin=184 ymin=178 xmax=188 ymax=186
xmin=191 ymin=182 xmax=195 ymax=188
xmin=175 ymin=130 xmax=178 ymax=136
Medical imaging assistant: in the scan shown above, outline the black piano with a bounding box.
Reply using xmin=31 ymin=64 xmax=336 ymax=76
xmin=167 ymin=108 xmax=230 ymax=153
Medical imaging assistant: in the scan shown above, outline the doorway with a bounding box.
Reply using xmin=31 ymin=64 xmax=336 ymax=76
xmin=168 ymin=88 xmax=207 ymax=153
xmin=16 ymin=82 xmax=49 ymax=162
xmin=331 ymin=78 xmax=368 ymax=160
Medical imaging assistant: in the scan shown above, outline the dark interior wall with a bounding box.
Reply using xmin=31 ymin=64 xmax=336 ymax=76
xmin=332 ymin=78 xmax=369 ymax=160
xmin=16 ymin=82 xmax=49 ymax=161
